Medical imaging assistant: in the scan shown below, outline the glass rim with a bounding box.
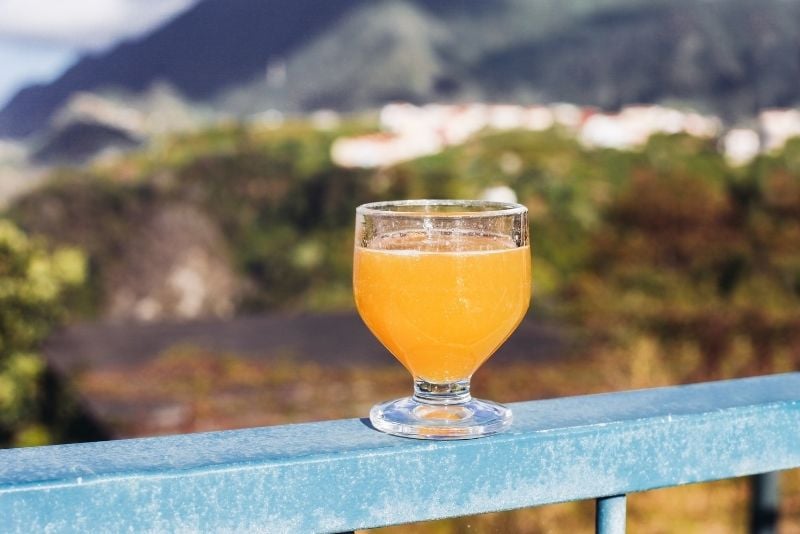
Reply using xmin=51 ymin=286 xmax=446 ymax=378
xmin=356 ymin=199 xmax=527 ymax=218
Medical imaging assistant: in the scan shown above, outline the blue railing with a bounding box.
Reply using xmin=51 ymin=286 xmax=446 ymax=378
xmin=1 ymin=373 xmax=799 ymax=533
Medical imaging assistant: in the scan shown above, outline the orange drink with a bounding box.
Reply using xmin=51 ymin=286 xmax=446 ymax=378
xmin=355 ymin=199 xmax=529 ymax=439
xmin=354 ymin=235 xmax=530 ymax=383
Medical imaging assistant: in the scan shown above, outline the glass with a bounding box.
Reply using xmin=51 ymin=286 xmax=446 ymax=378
xmin=354 ymin=199 xmax=531 ymax=439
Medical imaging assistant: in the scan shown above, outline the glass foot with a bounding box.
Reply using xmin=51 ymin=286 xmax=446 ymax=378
xmin=369 ymin=396 xmax=512 ymax=440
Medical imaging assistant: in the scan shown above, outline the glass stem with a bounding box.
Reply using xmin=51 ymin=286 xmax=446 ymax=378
xmin=413 ymin=378 xmax=472 ymax=405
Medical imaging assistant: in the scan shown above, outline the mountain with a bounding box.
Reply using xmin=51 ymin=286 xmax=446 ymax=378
xmin=478 ymin=1 xmax=800 ymax=118
xmin=1 ymin=0 xmax=799 ymax=139
xmin=0 ymin=0 xmax=369 ymax=138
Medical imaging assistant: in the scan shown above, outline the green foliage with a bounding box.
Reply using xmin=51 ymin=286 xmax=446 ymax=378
xmin=0 ymin=220 xmax=86 ymax=446
xmin=565 ymin=136 xmax=800 ymax=378
xmin=8 ymin=122 xmax=800 ymax=380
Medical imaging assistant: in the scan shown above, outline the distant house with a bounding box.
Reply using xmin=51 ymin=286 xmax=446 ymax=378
xmin=579 ymin=106 xmax=721 ymax=150
xmin=331 ymin=131 xmax=443 ymax=168
xmin=722 ymin=129 xmax=761 ymax=166
xmin=759 ymin=109 xmax=800 ymax=152
xmin=332 ymin=101 xmax=798 ymax=168
xmin=334 ymin=102 xmax=562 ymax=168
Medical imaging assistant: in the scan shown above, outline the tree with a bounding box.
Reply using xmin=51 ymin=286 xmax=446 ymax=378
xmin=0 ymin=220 xmax=85 ymax=447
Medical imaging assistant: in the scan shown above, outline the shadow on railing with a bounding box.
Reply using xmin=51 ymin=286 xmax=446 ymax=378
xmin=1 ymin=373 xmax=799 ymax=533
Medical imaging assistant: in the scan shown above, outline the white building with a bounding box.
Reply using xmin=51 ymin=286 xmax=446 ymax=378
xmin=335 ymin=102 xmax=562 ymax=167
xmin=759 ymin=109 xmax=800 ymax=152
xmin=722 ymin=128 xmax=761 ymax=166
xmin=331 ymin=101 xmax=785 ymax=168
xmin=331 ymin=131 xmax=443 ymax=168
xmin=579 ymin=105 xmax=721 ymax=150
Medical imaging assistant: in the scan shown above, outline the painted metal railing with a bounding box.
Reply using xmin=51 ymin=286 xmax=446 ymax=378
xmin=1 ymin=373 xmax=799 ymax=533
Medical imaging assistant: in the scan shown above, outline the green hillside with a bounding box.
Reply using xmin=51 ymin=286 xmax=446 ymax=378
xmin=8 ymin=120 xmax=800 ymax=380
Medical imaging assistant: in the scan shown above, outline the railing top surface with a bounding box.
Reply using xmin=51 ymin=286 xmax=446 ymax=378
xmin=2 ymin=373 xmax=800 ymax=533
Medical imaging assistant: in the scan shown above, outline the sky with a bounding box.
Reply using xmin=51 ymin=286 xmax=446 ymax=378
xmin=0 ymin=0 xmax=199 ymax=108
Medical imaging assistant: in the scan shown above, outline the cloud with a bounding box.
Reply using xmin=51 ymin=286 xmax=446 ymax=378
xmin=0 ymin=0 xmax=198 ymax=50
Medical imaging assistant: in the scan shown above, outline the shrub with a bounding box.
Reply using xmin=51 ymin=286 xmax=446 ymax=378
xmin=0 ymin=220 xmax=86 ymax=446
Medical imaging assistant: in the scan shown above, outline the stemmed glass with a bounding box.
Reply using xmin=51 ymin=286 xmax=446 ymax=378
xmin=354 ymin=199 xmax=530 ymax=439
